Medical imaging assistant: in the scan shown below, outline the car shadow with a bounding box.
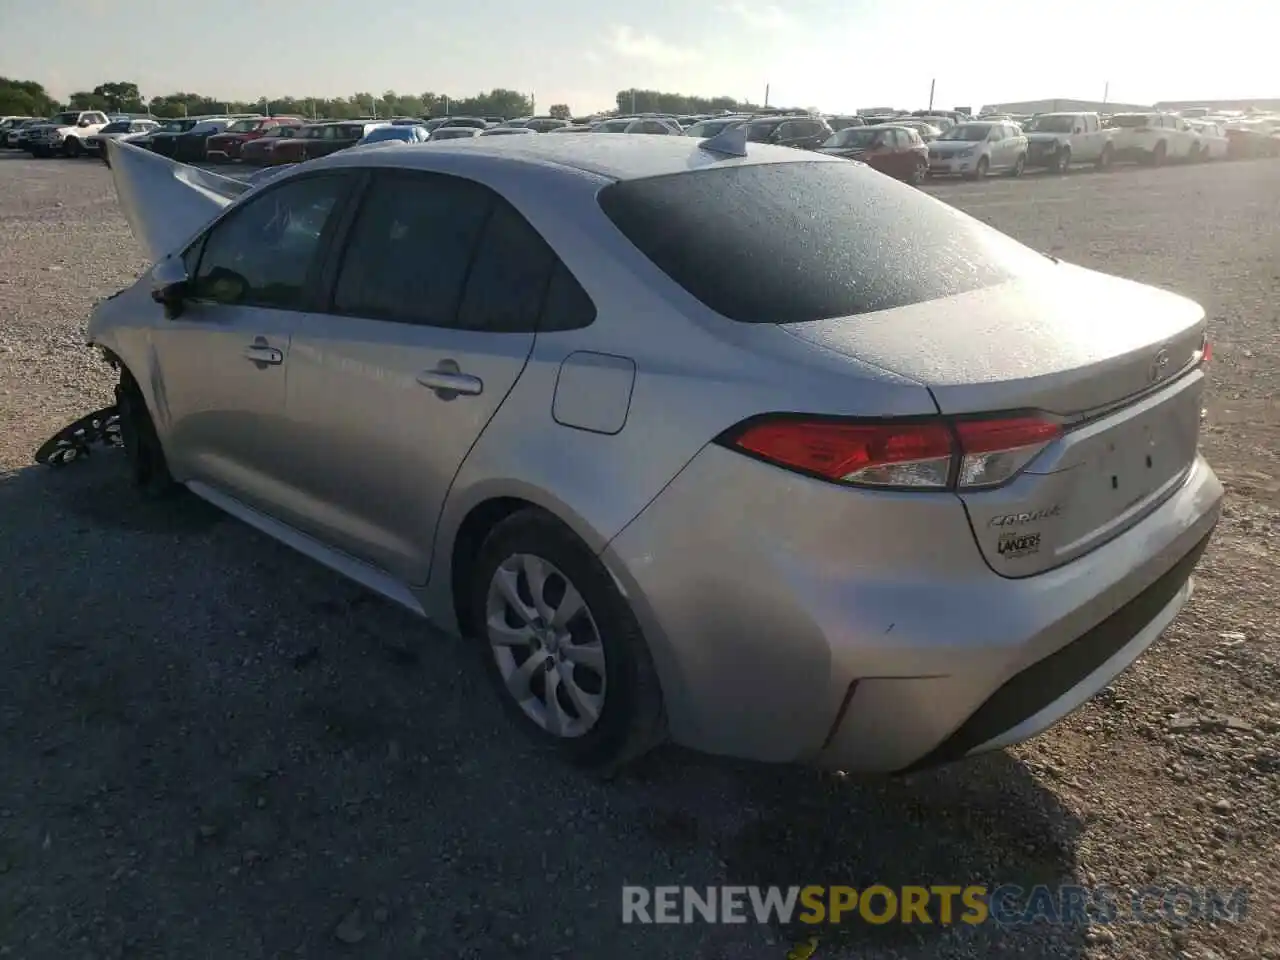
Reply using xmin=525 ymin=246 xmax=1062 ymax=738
xmin=2 ymin=448 xmax=1087 ymax=960
xmin=621 ymin=746 xmax=1088 ymax=957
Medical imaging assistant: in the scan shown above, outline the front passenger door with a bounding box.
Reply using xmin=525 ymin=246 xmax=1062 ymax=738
xmin=148 ymin=171 xmax=355 ymax=511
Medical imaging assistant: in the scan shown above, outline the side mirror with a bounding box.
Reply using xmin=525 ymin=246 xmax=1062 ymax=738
xmin=150 ymin=255 xmax=191 ymax=319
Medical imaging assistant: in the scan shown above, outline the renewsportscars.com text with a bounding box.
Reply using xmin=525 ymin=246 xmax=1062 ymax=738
xmin=621 ymin=884 xmax=1249 ymax=926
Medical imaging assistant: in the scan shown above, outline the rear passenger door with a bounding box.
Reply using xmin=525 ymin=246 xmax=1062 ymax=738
xmin=280 ymin=169 xmax=566 ymax=583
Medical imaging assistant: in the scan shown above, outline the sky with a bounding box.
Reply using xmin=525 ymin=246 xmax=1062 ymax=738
xmin=2 ymin=0 xmax=1275 ymax=115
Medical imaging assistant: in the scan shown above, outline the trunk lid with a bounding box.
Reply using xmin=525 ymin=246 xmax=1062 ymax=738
xmin=781 ymin=264 xmax=1208 ymax=575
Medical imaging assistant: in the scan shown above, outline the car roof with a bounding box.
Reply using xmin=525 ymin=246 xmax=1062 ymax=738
xmin=317 ymin=134 xmax=840 ymax=182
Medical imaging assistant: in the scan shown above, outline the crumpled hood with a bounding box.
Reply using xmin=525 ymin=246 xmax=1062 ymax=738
xmin=106 ymin=138 xmax=251 ymax=261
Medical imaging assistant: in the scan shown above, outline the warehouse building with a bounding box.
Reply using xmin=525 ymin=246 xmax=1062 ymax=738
xmin=1155 ymin=98 xmax=1280 ymax=112
xmin=979 ymin=97 xmax=1150 ymax=115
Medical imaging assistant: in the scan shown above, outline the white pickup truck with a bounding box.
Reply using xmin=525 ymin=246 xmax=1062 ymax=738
xmin=25 ymin=110 xmax=112 ymax=158
xmin=1022 ymin=112 xmax=1118 ymax=172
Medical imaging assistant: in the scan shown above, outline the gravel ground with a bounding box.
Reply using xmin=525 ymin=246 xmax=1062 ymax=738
xmin=0 ymin=152 xmax=1276 ymax=960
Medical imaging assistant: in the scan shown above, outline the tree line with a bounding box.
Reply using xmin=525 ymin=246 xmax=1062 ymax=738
xmin=2 ymin=77 xmax=767 ymax=123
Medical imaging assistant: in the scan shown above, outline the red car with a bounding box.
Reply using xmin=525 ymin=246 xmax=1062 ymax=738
xmin=269 ymin=120 xmax=385 ymax=164
xmin=238 ymin=124 xmax=300 ymax=165
xmin=205 ymin=116 xmax=304 ymax=162
xmin=815 ymin=124 xmax=930 ymax=185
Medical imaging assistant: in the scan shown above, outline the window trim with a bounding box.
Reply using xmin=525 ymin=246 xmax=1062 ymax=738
xmin=184 ymin=168 xmax=360 ymax=314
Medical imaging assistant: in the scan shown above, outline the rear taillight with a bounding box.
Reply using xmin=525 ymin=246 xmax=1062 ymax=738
xmin=719 ymin=414 xmax=1062 ymax=492
xmin=1199 ymin=333 xmax=1213 ymax=365
xmin=953 ymin=417 xmax=1061 ymax=489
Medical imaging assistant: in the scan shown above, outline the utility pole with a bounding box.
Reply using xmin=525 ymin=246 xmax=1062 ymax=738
xmin=764 ymin=83 xmax=770 ymax=107
xmin=1103 ymin=81 xmax=1110 ymax=106
xmin=531 ymin=92 xmax=536 ymax=116
xmin=928 ymin=78 xmax=935 ymax=111
xmin=630 ymin=88 xmax=637 ymax=114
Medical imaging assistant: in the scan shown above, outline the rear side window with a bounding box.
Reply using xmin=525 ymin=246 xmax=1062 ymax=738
xmin=456 ymin=201 xmax=556 ymax=333
xmin=332 ymin=171 xmax=492 ymax=326
xmin=597 ymin=161 xmax=1049 ymax=324
xmin=540 ymin=261 xmax=596 ymax=332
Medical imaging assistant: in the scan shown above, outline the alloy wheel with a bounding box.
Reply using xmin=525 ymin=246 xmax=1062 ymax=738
xmin=485 ymin=553 xmax=607 ymax=738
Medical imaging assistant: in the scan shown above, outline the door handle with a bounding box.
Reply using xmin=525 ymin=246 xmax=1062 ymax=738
xmin=417 ymin=361 xmax=483 ymax=400
xmin=243 ymin=344 xmax=283 ymax=365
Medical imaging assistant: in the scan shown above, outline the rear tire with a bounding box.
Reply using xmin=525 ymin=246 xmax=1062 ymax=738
xmin=63 ymin=137 xmax=83 ymax=159
xmin=1096 ymin=143 xmax=1114 ymax=170
xmin=1150 ymin=141 xmax=1167 ymax=166
xmin=1008 ymin=153 xmax=1026 ymax=177
xmin=467 ymin=508 xmax=666 ymax=775
xmin=907 ymin=158 xmax=926 ymax=186
xmin=1054 ymin=146 xmax=1071 ymax=173
xmin=116 ymin=371 xmax=177 ymax=499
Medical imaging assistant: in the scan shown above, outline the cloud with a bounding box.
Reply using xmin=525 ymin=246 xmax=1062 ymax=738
xmin=717 ymin=2 xmax=792 ymax=30
xmin=606 ymin=26 xmax=698 ymax=65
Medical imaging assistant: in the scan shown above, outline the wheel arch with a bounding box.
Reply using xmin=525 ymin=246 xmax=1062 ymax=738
xmin=433 ymin=483 xmax=619 ymax=639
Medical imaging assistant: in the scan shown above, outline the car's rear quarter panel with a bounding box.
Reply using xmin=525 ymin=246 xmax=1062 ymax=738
xmin=412 ymin=154 xmax=941 ymax=629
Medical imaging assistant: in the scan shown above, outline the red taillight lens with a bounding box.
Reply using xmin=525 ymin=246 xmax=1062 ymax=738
xmin=1200 ymin=334 xmax=1213 ymax=365
xmin=730 ymin=419 xmax=955 ymax=488
xmin=721 ymin=414 xmax=1061 ymax=491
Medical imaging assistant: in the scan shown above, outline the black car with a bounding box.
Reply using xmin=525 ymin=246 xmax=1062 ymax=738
xmin=170 ymin=120 xmax=241 ymax=162
xmin=741 ymin=114 xmax=834 ymax=150
xmin=143 ymin=117 xmax=203 ymax=156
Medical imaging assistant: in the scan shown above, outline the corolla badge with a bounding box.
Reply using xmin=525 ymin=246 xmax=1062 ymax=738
xmin=1149 ymin=347 xmax=1171 ymax=383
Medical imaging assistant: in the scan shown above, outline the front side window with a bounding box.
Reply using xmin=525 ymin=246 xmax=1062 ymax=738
xmin=191 ymin=174 xmax=348 ymax=310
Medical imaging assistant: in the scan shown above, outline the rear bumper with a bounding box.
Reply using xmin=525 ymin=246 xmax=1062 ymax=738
xmin=897 ymin=528 xmax=1208 ymax=771
xmin=206 ymin=140 xmax=242 ymax=160
xmin=603 ymin=447 xmax=1222 ymax=771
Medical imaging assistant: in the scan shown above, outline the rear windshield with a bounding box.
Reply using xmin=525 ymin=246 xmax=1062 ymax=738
xmin=1109 ymin=114 xmax=1155 ymax=128
xmin=597 ymin=161 xmax=1049 ymax=324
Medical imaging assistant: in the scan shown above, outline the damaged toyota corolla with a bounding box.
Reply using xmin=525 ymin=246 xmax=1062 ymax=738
xmin=87 ymin=130 xmax=1222 ymax=774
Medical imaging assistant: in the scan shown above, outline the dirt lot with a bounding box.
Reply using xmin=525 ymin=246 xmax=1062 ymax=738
xmin=0 ymin=153 xmax=1276 ymax=960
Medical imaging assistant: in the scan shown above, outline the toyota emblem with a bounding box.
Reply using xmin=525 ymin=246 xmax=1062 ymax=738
xmin=1150 ymin=347 xmax=1171 ymax=383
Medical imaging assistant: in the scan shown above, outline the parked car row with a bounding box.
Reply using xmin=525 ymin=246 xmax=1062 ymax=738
xmin=7 ymin=104 xmax=1278 ymax=187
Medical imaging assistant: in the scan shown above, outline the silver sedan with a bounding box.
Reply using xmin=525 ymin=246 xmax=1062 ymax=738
xmin=89 ymin=134 xmax=1222 ymax=774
